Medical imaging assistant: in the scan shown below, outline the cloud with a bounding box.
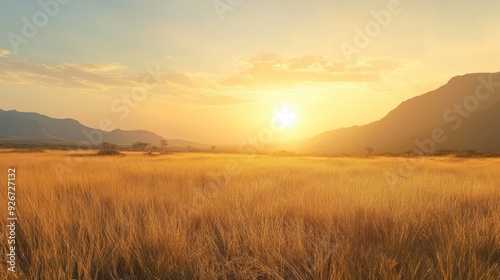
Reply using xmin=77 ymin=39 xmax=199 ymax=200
xmin=0 ymin=58 xmax=135 ymax=90
xmin=0 ymin=56 xmax=249 ymax=105
xmin=159 ymin=92 xmax=253 ymax=105
xmin=0 ymin=50 xmax=11 ymax=57
xmin=165 ymin=72 xmax=201 ymax=88
xmin=149 ymin=54 xmax=409 ymax=105
xmin=0 ymin=53 xmax=410 ymax=105
xmin=217 ymin=54 xmax=407 ymax=89
xmin=75 ymin=63 xmax=127 ymax=73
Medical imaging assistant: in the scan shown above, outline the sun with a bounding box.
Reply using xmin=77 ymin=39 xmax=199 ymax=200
xmin=273 ymin=106 xmax=297 ymax=128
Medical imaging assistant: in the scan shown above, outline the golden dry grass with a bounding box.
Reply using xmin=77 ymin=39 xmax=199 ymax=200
xmin=1 ymin=151 xmax=499 ymax=279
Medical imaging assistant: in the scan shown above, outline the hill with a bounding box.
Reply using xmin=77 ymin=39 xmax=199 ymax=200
xmin=301 ymin=72 xmax=500 ymax=154
xmin=0 ymin=109 xmax=204 ymax=148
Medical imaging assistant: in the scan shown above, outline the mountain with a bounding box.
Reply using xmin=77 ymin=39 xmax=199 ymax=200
xmin=300 ymin=72 xmax=500 ymax=154
xmin=0 ymin=109 xmax=204 ymax=147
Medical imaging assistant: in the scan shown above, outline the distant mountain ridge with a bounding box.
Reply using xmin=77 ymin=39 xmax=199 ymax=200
xmin=0 ymin=109 xmax=203 ymax=147
xmin=2 ymin=71 xmax=499 ymax=153
xmin=300 ymin=72 xmax=500 ymax=154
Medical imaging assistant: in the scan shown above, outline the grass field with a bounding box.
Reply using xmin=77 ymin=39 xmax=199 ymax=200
xmin=1 ymin=151 xmax=499 ymax=279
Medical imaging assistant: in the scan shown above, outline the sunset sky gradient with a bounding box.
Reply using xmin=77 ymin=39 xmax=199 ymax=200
xmin=1 ymin=0 xmax=499 ymax=144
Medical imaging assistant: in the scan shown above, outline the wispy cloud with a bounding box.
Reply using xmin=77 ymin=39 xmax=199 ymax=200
xmin=0 ymin=50 xmax=11 ymax=57
xmin=0 ymin=53 xmax=410 ymax=105
xmin=0 ymin=57 xmax=134 ymax=90
xmin=217 ymin=54 xmax=407 ymax=89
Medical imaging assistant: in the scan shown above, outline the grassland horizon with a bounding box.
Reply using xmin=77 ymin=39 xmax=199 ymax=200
xmin=1 ymin=151 xmax=499 ymax=279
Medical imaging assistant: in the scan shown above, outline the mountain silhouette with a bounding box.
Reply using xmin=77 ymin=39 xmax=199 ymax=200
xmin=2 ymin=72 xmax=498 ymax=153
xmin=301 ymin=72 xmax=500 ymax=154
xmin=0 ymin=109 xmax=202 ymax=147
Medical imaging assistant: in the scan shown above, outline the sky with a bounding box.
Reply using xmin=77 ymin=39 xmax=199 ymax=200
xmin=1 ymin=0 xmax=500 ymax=145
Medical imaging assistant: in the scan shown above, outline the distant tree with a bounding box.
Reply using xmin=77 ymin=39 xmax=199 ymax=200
xmin=146 ymin=145 xmax=159 ymax=156
xmin=186 ymin=145 xmax=192 ymax=152
xmin=160 ymin=140 xmax=168 ymax=150
xmin=131 ymin=142 xmax=150 ymax=151
xmin=210 ymin=146 xmax=216 ymax=152
xmin=96 ymin=142 xmax=122 ymax=156
xmin=101 ymin=142 xmax=118 ymax=151
xmin=366 ymin=147 xmax=374 ymax=157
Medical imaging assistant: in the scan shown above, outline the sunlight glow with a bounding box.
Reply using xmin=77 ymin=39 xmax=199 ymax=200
xmin=273 ymin=106 xmax=297 ymax=128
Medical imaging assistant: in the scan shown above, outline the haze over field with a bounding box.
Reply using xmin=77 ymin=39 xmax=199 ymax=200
xmin=1 ymin=71 xmax=499 ymax=154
